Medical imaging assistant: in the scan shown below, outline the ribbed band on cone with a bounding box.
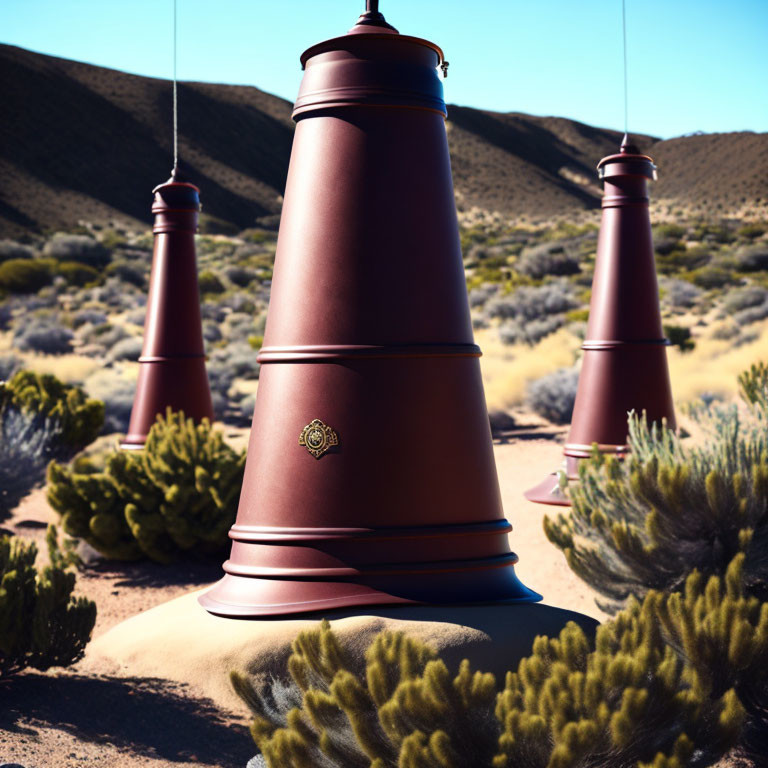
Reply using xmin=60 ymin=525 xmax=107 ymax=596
xmin=199 ymin=11 xmax=540 ymax=617
xmin=120 ymin=176 xmax=213 ymax=449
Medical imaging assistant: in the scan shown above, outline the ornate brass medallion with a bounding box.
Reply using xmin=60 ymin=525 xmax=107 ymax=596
xmin=298 ymin=418 xmax=339 ymax=459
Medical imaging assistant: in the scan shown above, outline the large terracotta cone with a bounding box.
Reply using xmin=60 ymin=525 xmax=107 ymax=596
xmin=200 ymin=3 xmax=541 ymax=617
xmin=525 ymin=139 xmax=676 ymax=506
xmin=120 ymin=171 xmax=214 ymax=450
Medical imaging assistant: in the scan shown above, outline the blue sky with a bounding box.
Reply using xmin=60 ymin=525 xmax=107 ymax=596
xmin=2 ymin=0 xmax=767 ymax=139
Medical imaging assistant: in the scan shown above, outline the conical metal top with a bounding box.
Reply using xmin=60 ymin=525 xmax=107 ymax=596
xmin=120 ymin=172 xmax=213 ymax=450
xmin=200 ymin=6 xmax=539 ymax=616
xmin=350 ymin=0 xmax=398 ymax=32
xmin=524 ymin=138 xmax=675 ymax=505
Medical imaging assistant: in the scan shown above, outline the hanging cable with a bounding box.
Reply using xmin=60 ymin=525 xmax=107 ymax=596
xmin=172 ymin=0 xmax=179 ymax=173
xmin=622 ymin=0 xmax=629 ymax=142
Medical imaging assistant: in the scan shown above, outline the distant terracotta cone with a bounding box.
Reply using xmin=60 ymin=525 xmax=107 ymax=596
xmin=120 ymin=171 xmax=213 ymax=450
xmin=199 ymin=3 xmax=540 ymax=617
xmin=525 ymin=139 xmax=676 ymax=506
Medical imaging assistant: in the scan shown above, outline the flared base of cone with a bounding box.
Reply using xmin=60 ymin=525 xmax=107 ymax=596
xmin=119 ymin=438 xmax=146 ymax=451
xmin=524 ymin=473 xmax=571 ymax=507
xmin=198 ymin=564 xmax=541 ymax=618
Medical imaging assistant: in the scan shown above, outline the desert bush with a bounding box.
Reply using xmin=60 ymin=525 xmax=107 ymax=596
xmin=689 ymin=265 xmax=737 ymax=290
xmin=0 ymin=240 xmax=35 ymax=263
xmin=659 ymin=277 xmax=702 ymax=310
xmin=1 ymin=370 xmax=104 ymax=452
xmin=526 ymin=367 xmax=579 ymax=424
xmin=44 ymin=233 xmax=110 ymax=268
xmin=0 ymin=408 xmax=63 ymax=517
xmin=737 ymin=223 xmax=766 ymax=240
xmin=84 ymin=367 xmax=135 ymax=434
xmin=106 ymin=260 xmax=145 ymax=288
xmin=723 ymin=286 xmax=768 ymax=314
xmin=735 ymin=245 xmax=768 ymax=272
xmin=224 ymin=265 xmax=257 ymax=287
xmin=516 ymin=243 xmax=580 ymax=279
xmin=0 ymin=353 xmax=22 ymax=381
xmin=47 ymin=409 xmax=246 ymax=562
xmin=107 ymin=336 xmax=143 ymax=363
xmin=487 ymin=281 xmax=577 ymax=322
xmin=232 ymin=571 xmax=761 ymax=768
xmin=72 ymin=309 xmax=108 ymax=328
xmin=56 ymin=260 xmax=100 ymax=287
xmin=13 ymin=317 xmax=74 ymax=355
xmin=0 ymin=258 xmax=53 ymax=293
xmin=663 ymin=324 xmax=695 ymax=352
xmin=544 ymin=365 xmax=768 ymax=614
xmin=734 ymin=302 xmax=768 ymax=327
xmin=199 ymin=270 xmax=226 ymax=295
xmin=738 ymin=361 xmax=768 ymax=409
xmin=0 ymin=526 xmax=96 ymax=678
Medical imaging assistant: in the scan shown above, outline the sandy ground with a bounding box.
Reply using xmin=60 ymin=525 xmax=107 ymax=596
xmin=0 ymin=421 xmax=616 ymax=768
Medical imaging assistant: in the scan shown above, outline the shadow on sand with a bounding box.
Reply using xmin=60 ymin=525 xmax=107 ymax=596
xmin=1 ymin=671 xmax=253 ymax=766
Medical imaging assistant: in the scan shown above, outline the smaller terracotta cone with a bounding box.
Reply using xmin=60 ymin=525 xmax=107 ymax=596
xmin=120 ymin=170 xmax=213 ymax=450
xmin=525 ymin=138 xmax=676 ymax=506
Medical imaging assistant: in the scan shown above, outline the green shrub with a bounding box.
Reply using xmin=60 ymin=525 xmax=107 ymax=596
xmin=0 ymin=258 xmax=53 ymax=293
xmin=56 ymin=260 xmax=100 ymax=287
xmin=738 ymin=361 xmax=768 ymax=410
xmin=688 ymin=265 xmax=736 ymax=289
xmin=663 ymin=324 xmax=695 ymax=352
xmin=198 ymin=270 xmax=226 ymax=295
xmin=737 ymin=223 xmax=766 ymax=241
xmin=0 ymin=526 xmax=96 ymax=678
xmin=233 ymin=562 xmax=764 ymax=768
xmin=1 ymin=370 xmax=104 ymax=452
xmin=47 ymin=409 xmax=246 ymax=562
xmin=544 ymin=367 xmax=768 ymax=614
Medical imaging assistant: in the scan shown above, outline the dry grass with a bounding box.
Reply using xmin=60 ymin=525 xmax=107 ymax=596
xmin=667 ymin=319 xmax=768 ymax=403
xmin=478 ymin=327 xmax=581 ymax=411
xmin=13 ymin=352 xmax=102 ymax=384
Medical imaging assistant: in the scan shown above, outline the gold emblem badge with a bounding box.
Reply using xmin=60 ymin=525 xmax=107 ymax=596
xmin=298 ymin=419 xmax=338 ymax=459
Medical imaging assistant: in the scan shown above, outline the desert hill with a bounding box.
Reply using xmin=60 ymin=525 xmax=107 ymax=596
xmin=1 ymin=43 xmax=766 ymax=236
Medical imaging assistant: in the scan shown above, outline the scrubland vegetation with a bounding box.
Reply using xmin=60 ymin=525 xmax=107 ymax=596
xmin=1 ymin=216 xmax=766 ymax=768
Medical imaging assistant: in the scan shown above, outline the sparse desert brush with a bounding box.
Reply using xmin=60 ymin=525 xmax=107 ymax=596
xmin=663 ymin=323 xmax=695 ymax=352
xmin=47 ymin=409 xmax=246 ymax=562
xmin=526 ymin=367 xmax=579 ymax=424
xmin=0 ymin=239 xmax=35 ymax=263
xmin=479 ymin=327 xmax=580 ymax=413
xmin=18 ymin=353 xmax=102 ymax=386
xmin=544 ymin=363 xmax=768 ymax=615
xmin=84 ymin=365 xmax=137 ymax=434
xmin=43 ymin=233 xmax=110 ymax=268
xmin=734 ymin=244 xmax=768 ymax=272
xmin=1 ymin=370 xmax=104 ymax=451
xmin=13 ymin=317 xmax=74 ymax=355
xmin=659 ymin=277 xmax=703 ymax=311
xmin=233 ymin=565 xmax=764 ymax=768
xmin=0 ymin=258 xmax=54 ymax=294
xmin=668 ymin=320 xmax=768 ymax=403
xmin=0 ymin=370 xmax=103 ymax=516
xmin=0 ymin=526 xmax=96 ymax=678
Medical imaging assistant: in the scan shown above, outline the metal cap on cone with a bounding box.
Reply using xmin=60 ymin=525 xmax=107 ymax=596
xmin=120 ymin=169 xmax=214 ymax=450
xmin=200 ymin=4 xmax=540 ymax=617
xmin=525 ymin=139 xmax=675 ymax=506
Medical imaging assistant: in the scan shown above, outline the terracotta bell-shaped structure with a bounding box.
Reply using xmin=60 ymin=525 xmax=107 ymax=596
xmin=120 ymin=170 xmax=214 ymax=449
xmin=525 ymin=139 xmax=676 ymax=506
xmin=200 ymin=1 xmax=540 ymax=617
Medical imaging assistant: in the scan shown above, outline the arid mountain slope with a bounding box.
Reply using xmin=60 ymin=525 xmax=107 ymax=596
xmin=1 ymin=43 xmax=766 ymax=235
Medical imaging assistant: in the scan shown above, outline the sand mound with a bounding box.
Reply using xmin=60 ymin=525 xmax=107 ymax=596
xmin=84 ymin=589 xmax=598 ymax=713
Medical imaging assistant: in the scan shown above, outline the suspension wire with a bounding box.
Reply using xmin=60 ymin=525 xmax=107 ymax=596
xmin=172 ymin=0 xmax=178 ymax=173
xmin=622 ymin=0 xmax=629 ymax=142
